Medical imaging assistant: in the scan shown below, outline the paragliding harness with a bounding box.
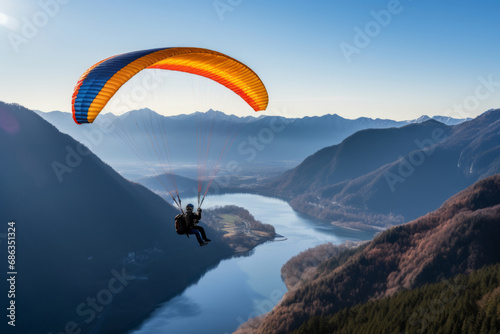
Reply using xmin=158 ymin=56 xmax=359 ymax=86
xmin=175 ymin=208 xmax=203 ymax=239
xmin=175 ymin=213 xmax=190 ymax=238
xmin=174 ymin=197 xmax=201 ymax=240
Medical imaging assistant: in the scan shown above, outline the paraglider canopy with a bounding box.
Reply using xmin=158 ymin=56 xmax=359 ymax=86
xmin=72 ymin=47 xmax=269 ymax=124
xmin=71 ymin=47 xmax=268 ymax=212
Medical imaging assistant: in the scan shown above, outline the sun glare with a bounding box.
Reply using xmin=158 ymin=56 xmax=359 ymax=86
xmin=0 ymin=11 xmax=18 ymax=30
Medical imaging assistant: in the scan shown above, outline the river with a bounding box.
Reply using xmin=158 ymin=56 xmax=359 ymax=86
xmin=130 ymin=193 xmax=374 ymax=334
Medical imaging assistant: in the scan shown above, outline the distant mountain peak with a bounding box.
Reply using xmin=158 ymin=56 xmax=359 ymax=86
xmin=120 ymin=107 xmax=161 ymax=119
xmin=415 ymin=115 xmax=430 ymax=123
xmin=263 ymin=108 xmax=500 ymax=230
xmin=479 ymin=108 xmax=500 ymax=120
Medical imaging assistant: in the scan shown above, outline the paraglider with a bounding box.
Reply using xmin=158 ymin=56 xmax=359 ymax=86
xmin=72 ymin=47 xmax=268 ymax=124
xmin=71 ymin=47 xmax=268 ymax=246
xmin=175 ymin=204 xmax=211 ymax=246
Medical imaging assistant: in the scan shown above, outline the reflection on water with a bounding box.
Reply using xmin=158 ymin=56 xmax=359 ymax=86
xmin=149 ymin=296 xmax=202 ymax=325
xmin=131 ymin=193 xmax=374 ymax=334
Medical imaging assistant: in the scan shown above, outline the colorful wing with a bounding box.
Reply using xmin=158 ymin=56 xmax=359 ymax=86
xmin=72 ymin=47 xmax=268 ymax=124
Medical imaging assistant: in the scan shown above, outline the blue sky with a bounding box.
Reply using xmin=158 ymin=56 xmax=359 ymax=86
xmin=0 ymin=0 xmax=499 ymax=120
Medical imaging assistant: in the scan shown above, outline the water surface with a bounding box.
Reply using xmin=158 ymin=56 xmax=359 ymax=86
xmin=131 ymin=193 xmax=374 ymax=334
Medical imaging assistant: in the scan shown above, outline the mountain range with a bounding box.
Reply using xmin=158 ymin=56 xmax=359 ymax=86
xmin=238 ymin=173 xmax=500 ymax=334
xmin=0 ymin=102 xmax=233 ymax=334
xmin=11 ymin=102 xmax=496 ymax=333
xmin=36 ymin=109 xmax=469 ymax=179
xmin=259 ymin=109 xmax=500 ymax=230
xmin=294 ymin=262 xmax=500 ymax=333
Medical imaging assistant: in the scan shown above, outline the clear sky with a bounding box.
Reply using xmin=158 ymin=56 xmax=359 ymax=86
xmin=0 ymin=0 xmax=499 ymax=120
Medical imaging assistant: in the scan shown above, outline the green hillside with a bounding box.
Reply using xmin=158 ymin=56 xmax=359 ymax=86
xmin=294 ymin=263 xmax=500 ymax=334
